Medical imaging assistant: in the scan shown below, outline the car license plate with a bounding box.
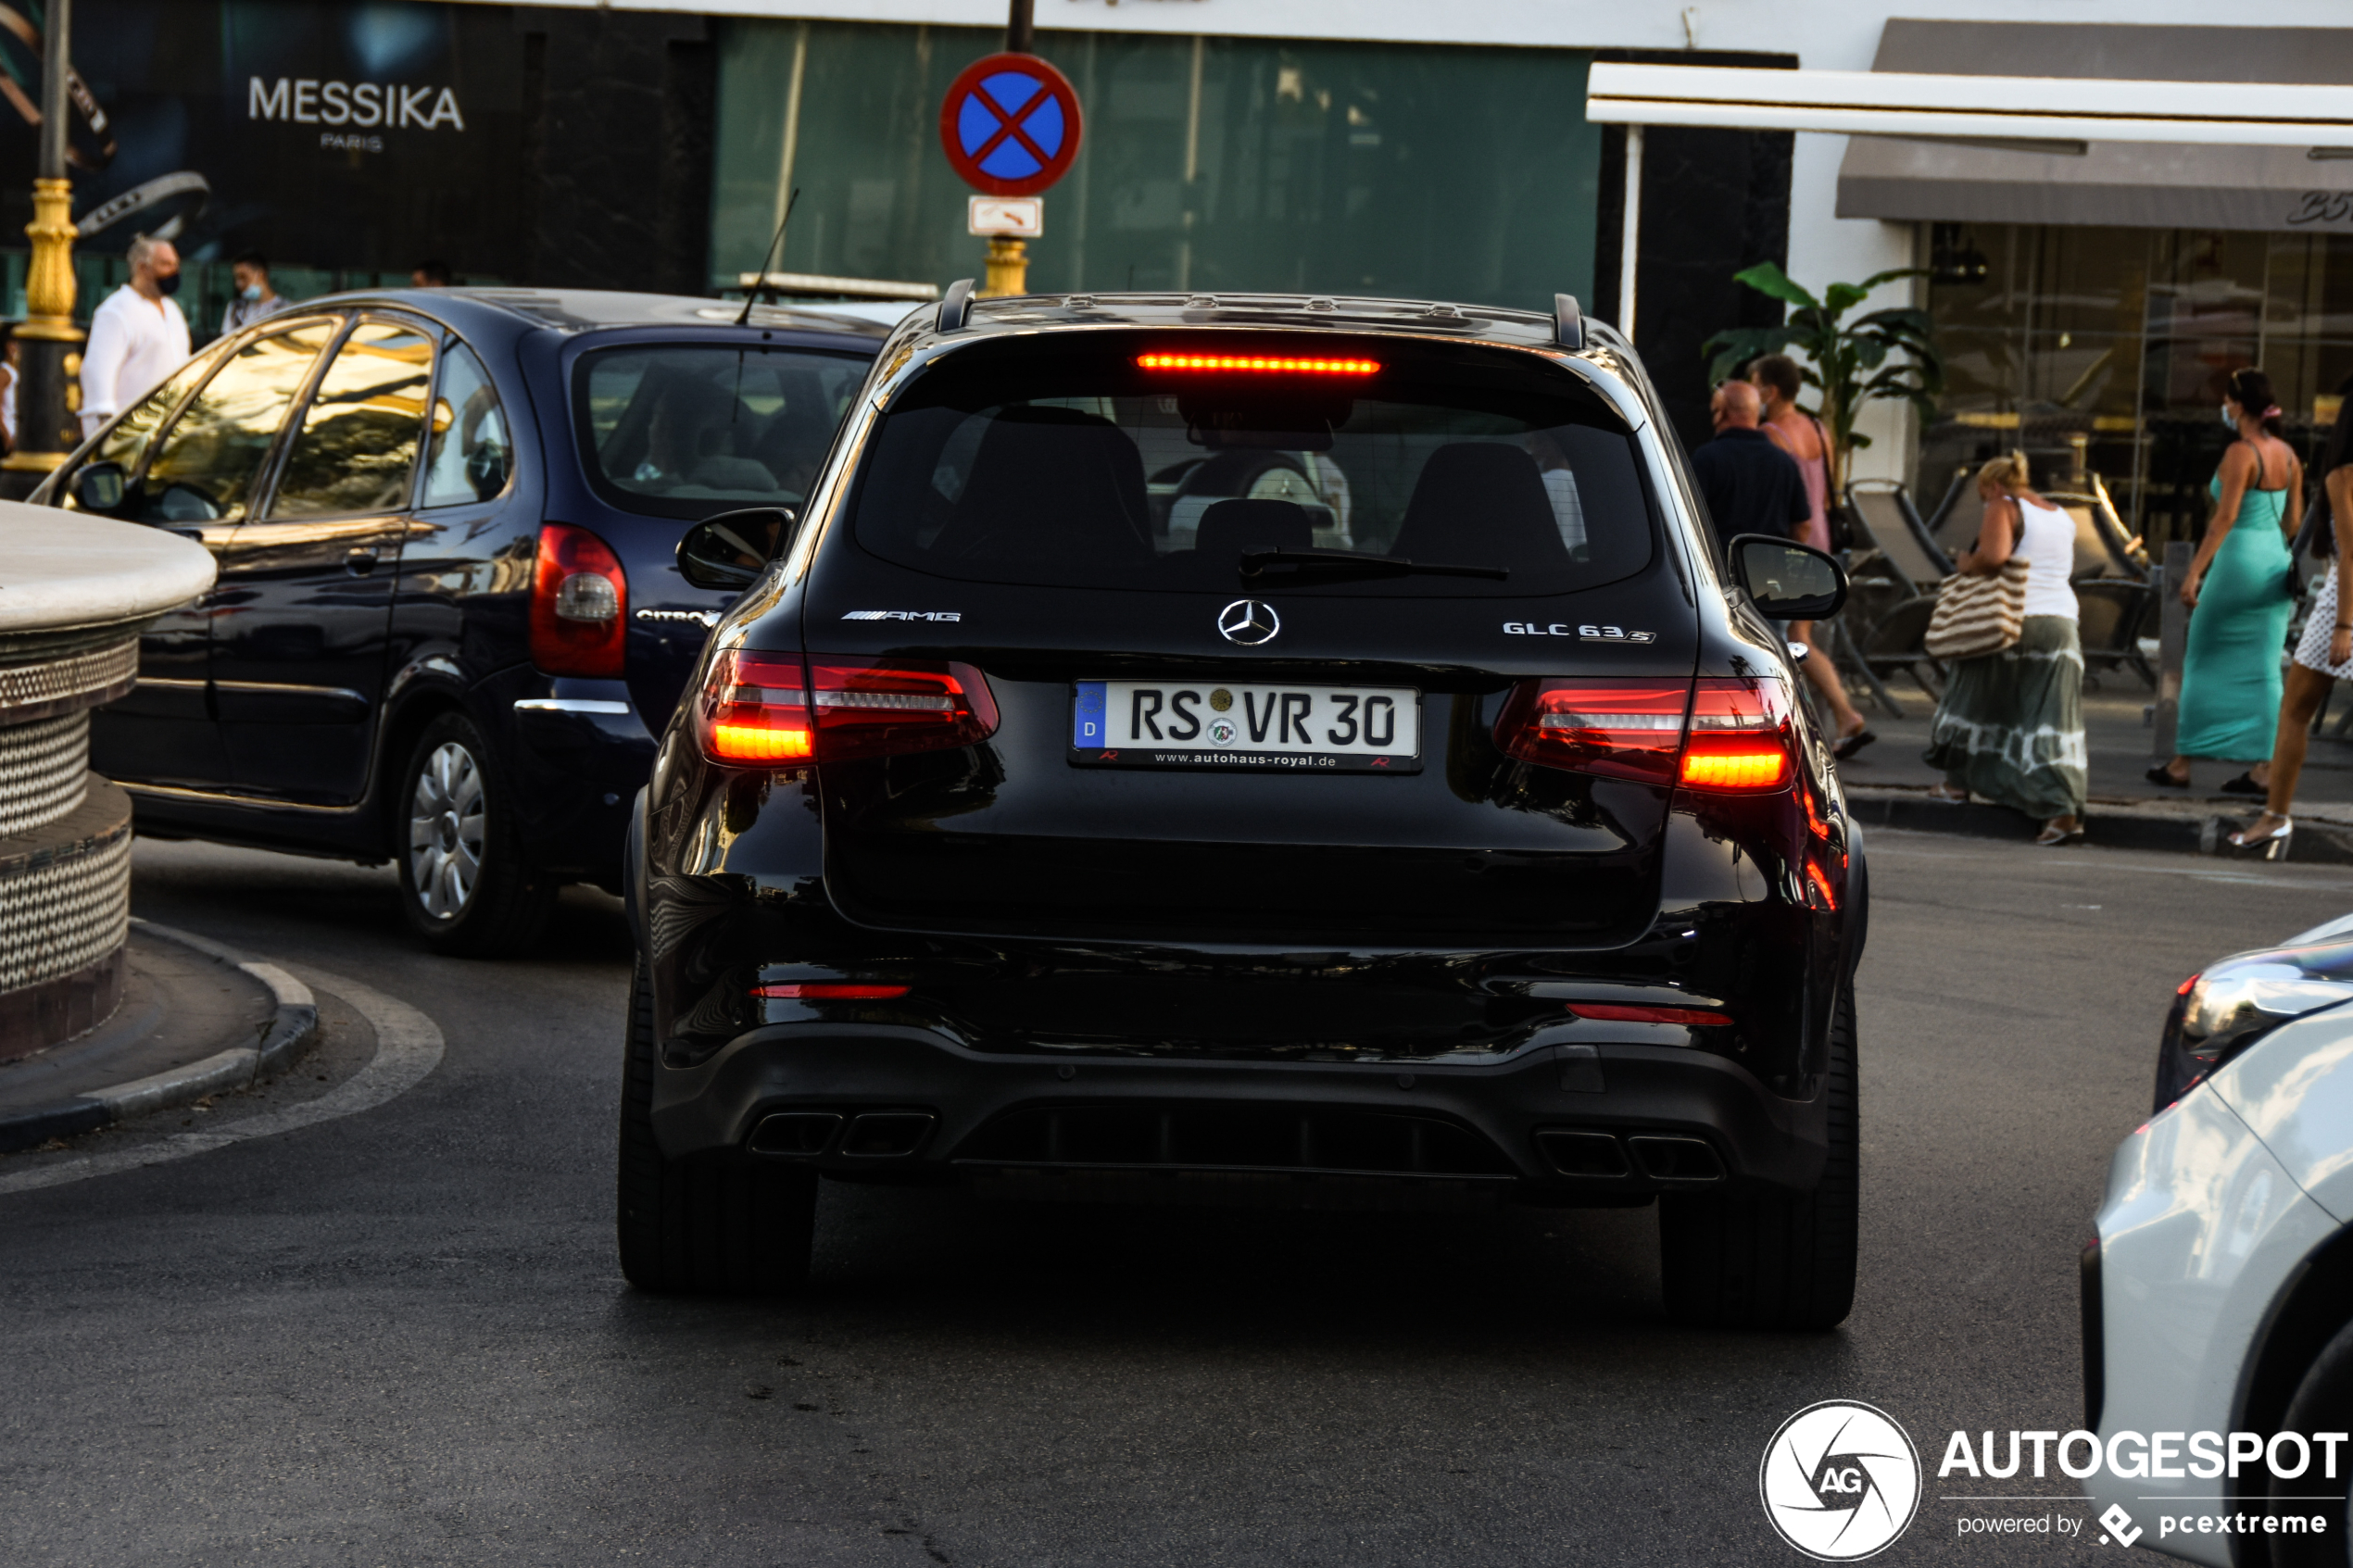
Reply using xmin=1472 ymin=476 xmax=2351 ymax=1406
xmin=1070 ymin=680 xmax=1421 ymax=772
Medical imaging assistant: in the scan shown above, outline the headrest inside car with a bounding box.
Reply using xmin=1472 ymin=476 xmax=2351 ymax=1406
xmin=1193 ymin=498 xmax=1315 ymax=560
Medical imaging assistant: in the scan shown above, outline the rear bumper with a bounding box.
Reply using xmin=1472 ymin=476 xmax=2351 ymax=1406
xmin=648 ymin=1023 xmax=1830 ymax=1201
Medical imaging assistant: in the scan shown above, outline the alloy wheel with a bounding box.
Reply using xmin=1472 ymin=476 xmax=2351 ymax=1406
xmin=408 ymin=740 xmax=486 ymax=921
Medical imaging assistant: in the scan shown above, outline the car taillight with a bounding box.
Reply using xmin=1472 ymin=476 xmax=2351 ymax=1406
xmin=1493 ymin=675 xmax=1795 ymax=792
xmin=753 ymin=984 xmax=910 ymax=999
xmin=1681 ymin=677 xmax=1795 ymax=791
xmin=701 ymin=652 xmax=812 ymax=762
xmin=529 ymin=522 xmax=627 ymax=677
xmin=1567 ymin=1002 xmax=1732 ymax=1027
xmin=1493 ymin=679 xmax=1689 ymax=783
xmin=807 ymin=657 xmax=1000 ymax=761
xmin=697 ymin=652 xmax=999 ymax=766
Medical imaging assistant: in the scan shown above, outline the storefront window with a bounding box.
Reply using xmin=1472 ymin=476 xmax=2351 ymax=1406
xmin=711 ymin=21 xmax=1602 ymax=312
xmin=1922 ymin=223 xmax=2353 ymax=549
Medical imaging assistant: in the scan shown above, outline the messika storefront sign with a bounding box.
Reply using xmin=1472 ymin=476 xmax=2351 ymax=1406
xmin=246 ymin=77 xmax=466 ymax=131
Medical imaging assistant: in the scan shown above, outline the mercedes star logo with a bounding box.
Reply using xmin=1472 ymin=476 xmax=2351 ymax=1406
xmin=1217 ymin=599 xmax=1280 ymax=646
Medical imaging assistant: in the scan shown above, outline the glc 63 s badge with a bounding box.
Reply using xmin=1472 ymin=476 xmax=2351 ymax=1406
xmin=1503 ymin=621 xmax=1656 ymax=644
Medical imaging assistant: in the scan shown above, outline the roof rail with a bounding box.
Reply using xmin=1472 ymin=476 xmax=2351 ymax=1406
xmin=937 ymin=278 xmax=975 ymax=332
xmin=1554 ymin=294 xmax=1585 ymax=351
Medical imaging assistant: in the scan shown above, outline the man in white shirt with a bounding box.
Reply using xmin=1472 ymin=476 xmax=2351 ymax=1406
xmin=79 ymin=234 xmax=192 ymax=437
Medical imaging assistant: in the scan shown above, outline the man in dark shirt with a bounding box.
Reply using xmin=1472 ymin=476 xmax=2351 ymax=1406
xmin=1690 ymin=380 xmax=1810 ymax=558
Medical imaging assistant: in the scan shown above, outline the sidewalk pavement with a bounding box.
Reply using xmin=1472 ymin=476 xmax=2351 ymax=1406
xmin=0 ymin=921 xmax=316 ymax=1152
xmin=1832 ymin=664 xmax=2353 ymax=861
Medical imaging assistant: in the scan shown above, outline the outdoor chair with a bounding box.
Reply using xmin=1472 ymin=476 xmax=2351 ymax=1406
xmin=1921 ymin=467 xmax=1977 ymax=557
xmin=2041 ymin=477 xmax=2145 ymax=582
xmin=2071 ymin=577 xmax=2157 ymax=687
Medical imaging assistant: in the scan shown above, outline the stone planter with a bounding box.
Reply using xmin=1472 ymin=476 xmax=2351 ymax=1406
xmin=0 ymin=502 xmax=213 ymax=1058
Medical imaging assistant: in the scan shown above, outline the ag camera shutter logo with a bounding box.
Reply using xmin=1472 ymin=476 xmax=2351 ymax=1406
xmin=1760 ymin=1400 xmax=1922 ymax=1561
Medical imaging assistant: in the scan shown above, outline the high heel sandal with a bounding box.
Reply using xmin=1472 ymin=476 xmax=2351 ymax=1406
xmin=2226 ymin=815 xmax=2294 ymax=859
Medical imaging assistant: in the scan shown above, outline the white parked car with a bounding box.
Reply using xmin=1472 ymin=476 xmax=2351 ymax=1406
xmin=2084 ymin=918 xmax=2353 ymax=1564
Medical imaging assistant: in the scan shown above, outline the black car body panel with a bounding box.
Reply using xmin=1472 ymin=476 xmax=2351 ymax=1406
xmin=634 ymin=294 xmax=1859 ymax=1206
xmin=41 ymin=288 xmax=889 ymax=884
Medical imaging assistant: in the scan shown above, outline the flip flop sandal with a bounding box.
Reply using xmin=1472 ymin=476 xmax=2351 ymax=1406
xmin=2145 ymin=765 xmax=2190 ymax=788
xmin=2219 ymin=772 xmax=2267 ymax=797
xmin=1833 ymin=729 xmax=1877 ymax=760
xmin=2034 ymin=824 xmax=2087 ymax=847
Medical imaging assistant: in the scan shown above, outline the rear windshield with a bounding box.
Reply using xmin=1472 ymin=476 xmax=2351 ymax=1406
xmin=845 ymin=332 xmax=1655 ymax=596
xmin=576 ymin=344 xmax=870 ymax=521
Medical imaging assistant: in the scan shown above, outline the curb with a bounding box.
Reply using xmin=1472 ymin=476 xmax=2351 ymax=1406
xmin=0 ymin=920 xmax=320 ymax=1154
xmin=1846 ymin=786 xmax=2353 ymax=864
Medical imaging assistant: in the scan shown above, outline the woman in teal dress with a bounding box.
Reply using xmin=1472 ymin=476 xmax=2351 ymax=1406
xmin=2150 ymin=367 xmax=2303 ymax=789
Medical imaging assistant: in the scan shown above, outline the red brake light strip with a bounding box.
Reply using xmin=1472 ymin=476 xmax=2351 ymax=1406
xmin=1136 ymin=354 xmax=1378 ymax=375
xmin=1567 ymin=1002 xmax=1733 ymax=1027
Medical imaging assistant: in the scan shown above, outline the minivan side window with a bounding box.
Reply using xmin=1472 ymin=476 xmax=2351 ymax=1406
xmin=269 ymin=320 xmax=435 ymax=518
xmin=138 ymin=320 xmax=339 ymax=523
xmin=420 ymin=341 xmax=511 ymax=508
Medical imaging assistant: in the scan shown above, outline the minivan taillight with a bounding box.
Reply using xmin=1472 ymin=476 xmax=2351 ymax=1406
xmin=1495 ymin=676 xmax=1793 ymax=792
xmin=698 ymin=652 xmax=999 ymax=766
xmin=529 ymin=522 xmax=627 ymax=677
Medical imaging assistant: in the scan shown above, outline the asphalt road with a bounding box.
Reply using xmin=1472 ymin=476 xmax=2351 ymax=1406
xmin=6 ymin=829 xmax=2349 ymax=1566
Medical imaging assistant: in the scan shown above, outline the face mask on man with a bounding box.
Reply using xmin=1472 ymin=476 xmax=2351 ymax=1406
xmin=240 ymin=283 xmax=262 ymax=301
xmin=156 ymin=270 xmax=182 ymax=297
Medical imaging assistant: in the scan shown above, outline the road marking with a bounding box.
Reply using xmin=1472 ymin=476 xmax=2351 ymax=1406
xmin=0 ymin=965 xmax=443 ymax=1196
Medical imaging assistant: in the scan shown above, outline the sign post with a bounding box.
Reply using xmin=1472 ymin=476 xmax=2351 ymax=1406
xmin=938 ymin=30 xmax=1081 ymax=298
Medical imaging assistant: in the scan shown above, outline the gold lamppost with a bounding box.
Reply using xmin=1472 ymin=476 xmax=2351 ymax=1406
xmin=2 ymin=0 xmax=80 ymax=496
xmin=982 ymin=0 xmax=1038 ymax=299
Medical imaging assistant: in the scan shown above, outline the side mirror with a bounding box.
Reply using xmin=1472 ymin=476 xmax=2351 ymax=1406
xmin=69 ymin=460 xmax=127 ymax=513
xmin=677 ymin=506 xmax=797 ymax=593
xmin=1728 ymin=534 xmax=1847 ymax=621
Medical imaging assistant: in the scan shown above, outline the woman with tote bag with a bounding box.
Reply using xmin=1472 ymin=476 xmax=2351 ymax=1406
xmin=1922 ymin=451 xmax=2088 ymax=846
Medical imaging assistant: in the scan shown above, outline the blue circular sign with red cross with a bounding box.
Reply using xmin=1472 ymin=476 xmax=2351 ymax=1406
xmin=938 ymin=52 xmax=1084 ymax=197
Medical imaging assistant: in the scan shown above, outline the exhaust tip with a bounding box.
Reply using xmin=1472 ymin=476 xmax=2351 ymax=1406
xmin=841 ymin=1111 xmax=937 ymax=1159
xmin=1535 ymin=1129 xmax=1631 ymax=1179
xmin=1625 ymin=1135 xmax=1725 ymax=1184
xmin=748 ymin=1110 xmax=843 ymax=1157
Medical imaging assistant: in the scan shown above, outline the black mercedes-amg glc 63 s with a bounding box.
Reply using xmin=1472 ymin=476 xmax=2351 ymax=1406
xmin=620 ymin=286 xmax=1868 ymax=1329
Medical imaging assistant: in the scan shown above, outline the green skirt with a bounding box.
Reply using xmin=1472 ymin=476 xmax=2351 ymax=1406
xmin=1922 ymin=616 xmax=2087 ymax=821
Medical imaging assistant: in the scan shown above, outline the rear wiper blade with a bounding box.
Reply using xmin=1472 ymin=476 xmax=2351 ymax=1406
xmin=1238 ymin=547 xmax=1509 ymax=583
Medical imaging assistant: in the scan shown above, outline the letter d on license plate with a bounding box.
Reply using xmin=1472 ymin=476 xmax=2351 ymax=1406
xmin=1070 ymin=679 xmax=1421 ymax=772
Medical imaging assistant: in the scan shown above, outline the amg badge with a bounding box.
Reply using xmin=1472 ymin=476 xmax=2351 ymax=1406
xmin=1502 ymin=621 xmax=1657 ymax=645
xmin=842 ymin=609 xmax=963 ymax=621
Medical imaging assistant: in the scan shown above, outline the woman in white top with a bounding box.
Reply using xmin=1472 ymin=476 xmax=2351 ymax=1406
xmin=1922 ymin=451 xmax=2088 ymax=846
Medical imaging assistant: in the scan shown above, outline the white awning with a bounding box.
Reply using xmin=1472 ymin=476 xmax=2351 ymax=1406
xmin=1583 ymin=61 xmax=2353 ymax=150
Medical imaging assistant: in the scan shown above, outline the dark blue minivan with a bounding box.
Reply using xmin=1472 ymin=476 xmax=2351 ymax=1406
xmin=36 ymin=288 xmax=887 ymax=954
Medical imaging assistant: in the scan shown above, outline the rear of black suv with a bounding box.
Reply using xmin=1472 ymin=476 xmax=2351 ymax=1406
xmin=622 ymin=295 xmax=1864 ymax=1328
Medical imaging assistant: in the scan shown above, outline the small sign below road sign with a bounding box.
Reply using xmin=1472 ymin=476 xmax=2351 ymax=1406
xmin=968 ymin=195 xmax=1042 ymax=237
xmin=939 ymin=52 xmax=1084 ymax=197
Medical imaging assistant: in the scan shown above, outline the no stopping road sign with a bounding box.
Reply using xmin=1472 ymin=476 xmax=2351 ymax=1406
xmin=939 ymin=53 xmax=1083 ymax=196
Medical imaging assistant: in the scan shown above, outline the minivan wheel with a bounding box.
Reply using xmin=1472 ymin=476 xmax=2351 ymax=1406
xmin=395 ymin=711 xmax=555 ymax=958
xmin=616 ymin=959 xmax=817 ymax=1294
xmin=1658 ymin=985 xmax=1858 ymax=1331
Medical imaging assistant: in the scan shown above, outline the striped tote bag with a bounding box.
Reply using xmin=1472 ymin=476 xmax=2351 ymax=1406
xmin=1922 ymin=558 xmax=2032 ymax=660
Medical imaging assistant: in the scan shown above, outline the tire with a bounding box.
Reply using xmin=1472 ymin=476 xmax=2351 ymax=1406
xmin=616 ymin=959 xmax=817 ymax=1294
xmin=1658 ymin=984 xmax=1859 ymax=1331
xmin=394 ymin=710 xmax=556 ymax=958
xmin=2266 ymin=1316 xmax=2353 ymax=1567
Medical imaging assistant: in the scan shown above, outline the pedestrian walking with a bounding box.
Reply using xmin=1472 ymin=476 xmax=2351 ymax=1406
xmin=1746 ymin=353 xmax=1876 ymax=758
xmin=2225 ymin=382 xmax=2353 ymax=855
xmin=221 ymin=251 xmax=288 ymax=335
xmin=0 ymin=323 xmax=20 ymax=453
xmin=78 ymin=235 xmax=191 ymax=438
xmin=410 ymin=259 xmax=452 ymax=288
xmin=1923 ymin=451 xmax=2087 ymax=845
xmin=2148 ymin=367 xmax=2301 ymax=793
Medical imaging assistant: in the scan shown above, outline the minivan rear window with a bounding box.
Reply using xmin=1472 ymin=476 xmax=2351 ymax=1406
xmin=846 ymin=332 xmax=1655 ymax=596
xmin=576 ymin=345 xmax=869 ymax=521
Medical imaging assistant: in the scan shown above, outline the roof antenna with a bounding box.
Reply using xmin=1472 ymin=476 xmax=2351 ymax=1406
xmin=736 ymin=187 xmax=802 ymax=328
